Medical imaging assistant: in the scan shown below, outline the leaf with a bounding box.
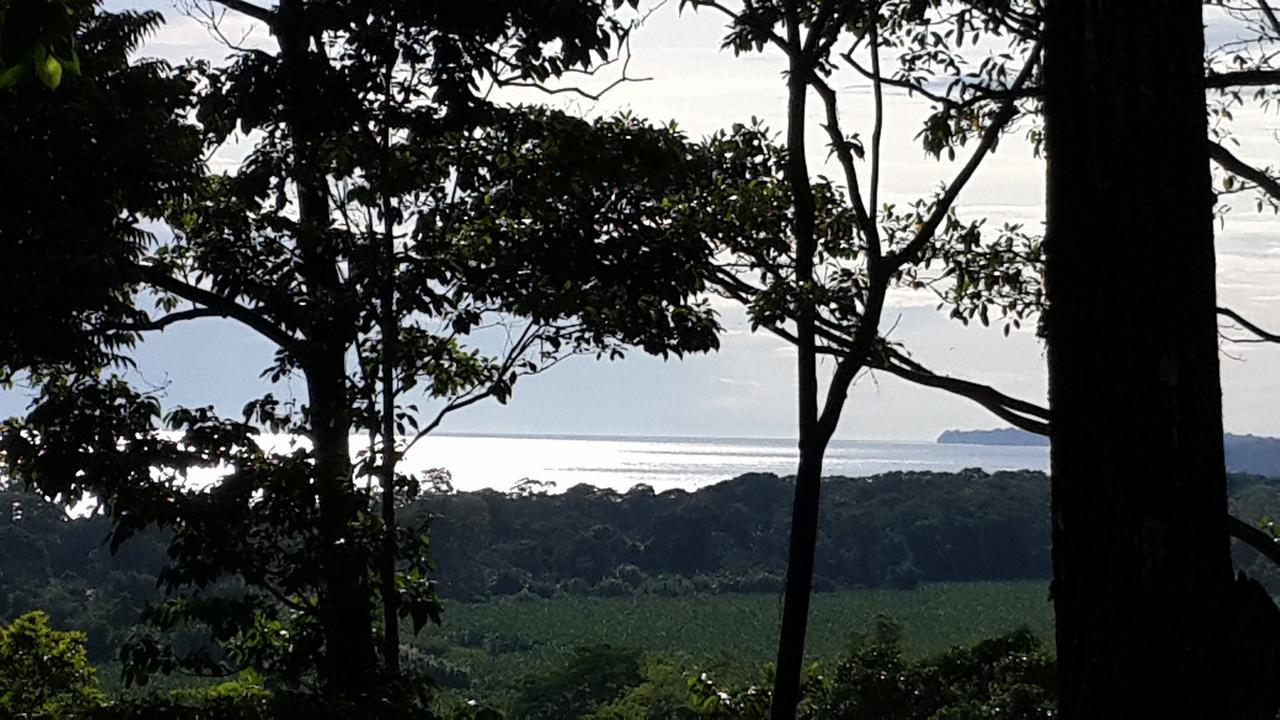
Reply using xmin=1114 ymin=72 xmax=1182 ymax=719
xmin=0 ymin=63 xmax=29 ymax=89
xmin=34 ymin=47 xmax=63 ymax=89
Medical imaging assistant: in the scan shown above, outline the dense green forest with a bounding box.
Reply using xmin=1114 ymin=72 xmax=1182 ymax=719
xmin=5 ymin=470 xmax=1278 ymax=669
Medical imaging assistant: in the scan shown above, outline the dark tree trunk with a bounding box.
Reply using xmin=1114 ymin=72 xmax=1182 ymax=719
xmin=280 ymin=0 xmax=378 ymax=698
xmin=308 ymin=354 xmax=378 ymax=698
xmin=1043 ymin=2 xmax=1279 ymax=717
xmin=771 ymin=445 xmax=824 ymax=718
xmin=379 ymin=112 xmax=401 ymax=674
xmin=770 ymin=37 xmax=824 ymax=719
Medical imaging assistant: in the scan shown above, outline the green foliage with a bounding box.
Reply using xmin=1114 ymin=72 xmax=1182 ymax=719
xmin=586 ymin=659 xmax=698 ymax=719
xmin=0 ymin=610 xmax=105 ymax=717
xmin=419 ymin=470 xmax=1055 ymax=599
xmin=418 ymin=582 xmax=1053 ymax=704
xmin=689 ymin=623 xmax=1055 ymax=720
xmin=508 ymin=646 xmax=643 ymax=720
xmin=0 ymin=0 xmax=83 ymax=90
xmin=2 ymin=0 xmax=721 ymax=704
xmin=0 ymin=2 xmax=200 ymax=377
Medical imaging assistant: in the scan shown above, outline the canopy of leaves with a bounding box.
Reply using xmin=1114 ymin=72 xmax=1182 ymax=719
xmin=0 ymin=610 xmax=106 ymax=717
xmin=0 ymin=3 xmax=200 ymax=378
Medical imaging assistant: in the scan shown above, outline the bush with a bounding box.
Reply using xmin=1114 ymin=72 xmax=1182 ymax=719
xmin=508 ymin=645 xmax=643 ymax=720
xmin=688 ymin=624 xmax=1056 ymax=720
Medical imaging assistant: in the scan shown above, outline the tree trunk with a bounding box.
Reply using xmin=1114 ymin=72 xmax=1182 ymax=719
xmin=379 ymin=111 xmax=401 ymax=674
xmin=280 ymin=0 xmax=378 ymax=698
xmin=770 ymin=36 xmax=824 ymax=719
xmin=1043 ymin=2 xmax=1279 ymax=717
xmin=308 ymin=354 xmax=378 ymax=698
xmin=771 ymin=445 xmax=824 ymax=719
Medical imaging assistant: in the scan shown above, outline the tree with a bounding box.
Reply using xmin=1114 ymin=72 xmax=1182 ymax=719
xmin=674 ymin=2 xmax=1040 ymax=714
xmin=1041 ymin=1 xmax=1280 ymax=716
xmin=0 ymin=610 xmax=106 ymax=717
xmin=0 ymin=0 xmax=201 ymax=378
xmin=2 ymin=0 xmax=718 ymax=707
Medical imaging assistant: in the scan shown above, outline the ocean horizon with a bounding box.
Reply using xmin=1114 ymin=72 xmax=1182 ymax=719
xmin=400 ymin=432 xmax=1050 ymax=494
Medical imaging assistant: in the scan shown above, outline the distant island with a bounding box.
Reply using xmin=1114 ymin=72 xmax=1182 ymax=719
xmin=937 ymin=428 xmax=1049 ymax=447
xmin=938 ymin=427 xmax=1280 ymax=477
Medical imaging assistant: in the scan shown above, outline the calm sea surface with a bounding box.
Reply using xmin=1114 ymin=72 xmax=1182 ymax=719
xmin=398 ymin=434 xmax=1049 ymax=494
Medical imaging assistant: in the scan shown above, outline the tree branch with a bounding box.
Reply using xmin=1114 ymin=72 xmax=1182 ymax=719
xmin=810 ymin=75 xmax=878 ymax=254
xmin=1259 ymin=0 xmax=1280 ymax=36
xmin=135 ymin=264 xmax=303 ymax=356
xmin=875 ymin=351 xmax=1050 ymax=435
xmin=886 ymin=40 xmax=1042 ymax=273
xmin=1218 ymin=306 xmax=1280 ymax=343
xmin=205 ymin=0 xmax=277 ymax=26
xmin=1230 ymin=515 xmax=1280 ymax=570
xmin=1209 ymin=141 xmax=1280 ymax=202
xmin=111 ymin=308 xmax=227 ymax=333
xmin=1205 ymin=68 xmax=1280 ymax=88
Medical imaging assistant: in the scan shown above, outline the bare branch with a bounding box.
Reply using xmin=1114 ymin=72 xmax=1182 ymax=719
xmin=868 ymin=10 xmax=885 ymax=230
xmin=205 ymin=0 xmax=276 ymax=26
xmin=1219 ymin=306 xmax=1280 ymax=343
xmin=842 ymin=53 xmax=1041 ymax=112
xmin=113 ymin=308 xmax=227 ymax=333
xmin=1205 ymin=68 xmax=1280 ymax=88
xmin=1260 ymin=0 xmax=1280 ymax=35
xmin=1209 ymin=141 xmax=1280 ymax=202
xmin=875 ymin=349 xmax=1050 ymax=434
xmin=810 ymin=75 xmax=878 ymax=255
xmin=1230 ymin=515 xmax=1280 ymax=569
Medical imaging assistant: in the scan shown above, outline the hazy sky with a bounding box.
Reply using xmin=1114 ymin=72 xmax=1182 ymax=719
xmin=4 ymin=2 xmax=1278 ymax=441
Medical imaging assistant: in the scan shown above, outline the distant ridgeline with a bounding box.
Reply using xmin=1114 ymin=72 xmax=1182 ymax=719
xmin=938 ymin=427 xmax=1280 ymax=476
xmin=3 ymin=469 xmax=1278 ymax=664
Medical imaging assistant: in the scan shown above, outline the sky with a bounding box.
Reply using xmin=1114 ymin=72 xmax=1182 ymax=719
xmin=3 ymin=1 xmax=1279 ymax=442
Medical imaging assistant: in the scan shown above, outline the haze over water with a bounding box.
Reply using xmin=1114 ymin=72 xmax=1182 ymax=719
xmin=401 ymin=434 xmax=1050 ymax=494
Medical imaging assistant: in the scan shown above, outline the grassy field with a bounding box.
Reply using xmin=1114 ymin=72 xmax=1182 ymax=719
xmin=421 ymin=580 xmax=1054 ymax=700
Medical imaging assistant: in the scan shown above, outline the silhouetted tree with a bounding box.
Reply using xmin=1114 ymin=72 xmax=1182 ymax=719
xmin=1 ymin=0 xmax=718 ymax=707
xmin=676 ymin=2 xmax=1040 ymax=714
xmin=1042 ymin=1 xmax=1280 ymax=716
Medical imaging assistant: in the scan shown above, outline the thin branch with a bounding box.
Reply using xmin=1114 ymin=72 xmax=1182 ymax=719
xmin=842 ymin=52 xmax=1041 ymax=112
xmin=868 ymin=9 xmax=885 ymax=229
xmin=135 ymin=264 xmax=303 ymax=356
xmin=876 ymin=353 xmax=1050 ymax=435
xmin=1219 ymin=306 xmax=1280 ymax=343
xmin=1209 ymin=141 xmax=1280 ymax=202
xmin=688 ymin=0 xmax=793 ymax=55
xmin=493 ymin=30 xmax=651 ymax=102
xmin=886 ymin=40 xmax=1042 ymax=273
xmin=112 ymin=308 xmax=226 ymax=333
xmin=811 ymin=74 xmax=878 ymax=254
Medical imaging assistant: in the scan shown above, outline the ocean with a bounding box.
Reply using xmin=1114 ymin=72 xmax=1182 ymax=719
xmin=398 ymin=434 xmax=1050 ymax=494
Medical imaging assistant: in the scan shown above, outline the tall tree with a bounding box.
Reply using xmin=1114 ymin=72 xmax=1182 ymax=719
xmin=678 ymin=2 xmax=1040 ymax=715
xmin=1042 ymin=1 xmax=1279 ymax=716
xmin=2 ymin=0 xmax=718 ymax=708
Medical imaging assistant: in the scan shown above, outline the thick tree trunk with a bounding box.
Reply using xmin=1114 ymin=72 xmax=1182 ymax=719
xmin=308 ymin=355 xmax=378 ymax=698
xmin=1043 ymin=2 xmax=1279 ymax=717
xmin=280 ymin=0 xmax=378 ymax=698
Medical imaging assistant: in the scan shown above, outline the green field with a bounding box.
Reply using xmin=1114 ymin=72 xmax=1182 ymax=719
xmin=420 ymin=581 xmax=1054 ymax=700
